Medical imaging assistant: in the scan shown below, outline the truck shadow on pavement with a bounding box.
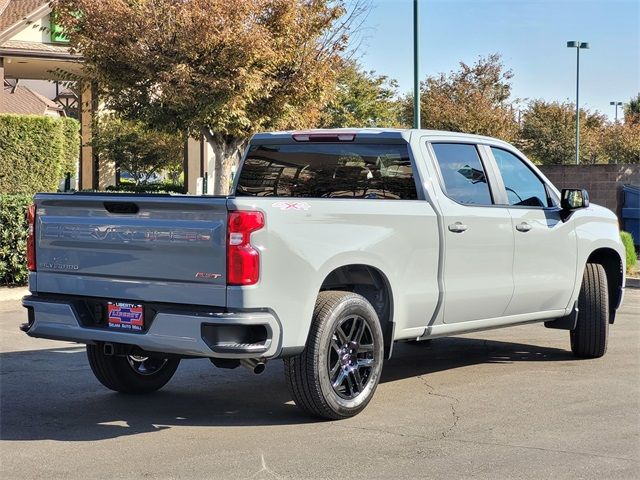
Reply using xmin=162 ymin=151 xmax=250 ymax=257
xmin=0 ymin=336 xmax=576 ymax=442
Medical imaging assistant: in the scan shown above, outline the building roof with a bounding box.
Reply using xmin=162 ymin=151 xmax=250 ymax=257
xmin=0 ymin=38 xmax=80 ymax=59
xmin=0 ymin=84 xmax=64 ymax=115
xmin=0 ymin=0 xmax=12 ymax=18
xmin=0 ymin=1 xmax=81 ymax=68
xmin=0 ymin=0 xmax=48 ymax=35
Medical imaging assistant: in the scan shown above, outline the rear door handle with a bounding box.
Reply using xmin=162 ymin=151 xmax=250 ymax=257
xmin=516 ymin=222 xmax=532 ymax=232
xmin=448 ymin=222 xmax=468 ymax=233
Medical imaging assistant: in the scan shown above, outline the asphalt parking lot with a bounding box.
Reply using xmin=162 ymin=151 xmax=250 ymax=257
xmin=1 ymin=289 xmax=638 ymax=480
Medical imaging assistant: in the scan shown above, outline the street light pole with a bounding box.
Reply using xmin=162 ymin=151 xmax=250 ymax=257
xmin=575 ymin=46 xmax=580 ymax=165
xmin=567 ymin=41 xmax=589 ymax=165
xmin=610 ymin=101 xmax=623 ymax=122
xmin=413 ymin=0 xmax=420 ymax=129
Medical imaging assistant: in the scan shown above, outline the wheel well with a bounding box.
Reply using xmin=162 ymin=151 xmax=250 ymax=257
xmin=320 ymin=265 xmax=394 ymax=359
xmin=586 ymin=248 xmax=623 ymax=323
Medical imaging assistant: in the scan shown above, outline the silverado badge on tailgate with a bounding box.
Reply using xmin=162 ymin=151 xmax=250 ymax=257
xmin=107 ymin=302 xmax=144 ymax=332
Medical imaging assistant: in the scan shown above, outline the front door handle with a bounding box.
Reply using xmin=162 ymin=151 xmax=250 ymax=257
xmin=516 ymin=222 xmax=532 ymax=232
xmin=448 ymin=222 xmax=468 ymax=233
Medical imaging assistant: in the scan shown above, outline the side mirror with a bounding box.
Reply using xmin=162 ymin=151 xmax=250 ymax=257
xmin=561 ymin=188 xmax=590 ymax=210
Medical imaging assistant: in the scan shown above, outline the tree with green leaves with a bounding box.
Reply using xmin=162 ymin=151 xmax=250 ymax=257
xmin=624 ymin=93 xmax=640 ymax=125
xmin=320 ymin=61 xmax=402 ymax=128
xmin=400 ymin=54 xmax=519 ymax=141
xmin=54 ymin=0 xmax=366 ymax=193
xmin=95 ymin=116 xmax=183 ymax=185
xmin=602 ymin=122 xmax=640 ymax=164
xmin=519 ymin=100 xmax=608 ymax=164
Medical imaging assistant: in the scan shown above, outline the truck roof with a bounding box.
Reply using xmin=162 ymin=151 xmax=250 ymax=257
xmin=251 ymin=128 xmax=513 ymax=147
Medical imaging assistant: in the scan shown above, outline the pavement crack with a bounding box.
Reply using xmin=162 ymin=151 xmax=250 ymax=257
xmin=442 ymin=437 xmax=639 ymax=463
xmin=417 ymin=375 xmax=460 ymax=438
xmin=346 ymin=377 xmax=462 ymax=443
xmin=348 ymin=425 xmax=432 ymax=441
xmin=247 ymin=452 xmax=284 ymax=480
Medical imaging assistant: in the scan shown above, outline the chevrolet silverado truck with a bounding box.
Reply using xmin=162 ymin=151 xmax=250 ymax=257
xmin=21 ymin=129 xmax=626 ymax=419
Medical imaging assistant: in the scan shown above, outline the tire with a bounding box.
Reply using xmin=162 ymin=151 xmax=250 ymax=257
xmin=570 ymin=263 xmax=609 ymax=359
xmin=284 ymin=291 xmax=385 ymax=420
xmin=87 ymin=344 xmax=180 ymax=394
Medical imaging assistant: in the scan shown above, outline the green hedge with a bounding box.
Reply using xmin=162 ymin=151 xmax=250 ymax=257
xmin=61 ymin=117 xmax=80 ymax=177
xmin=621 ymin=231 xmax=638 ymax=274
xmin=106 ymin=181 xmax=184 ymax=194
xmin=0 ymin=114 xmax=80 ymax=194
xmin=0 ymin=194 xmax=32 ymax=285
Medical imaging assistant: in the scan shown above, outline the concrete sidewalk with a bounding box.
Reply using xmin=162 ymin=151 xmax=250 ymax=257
xmin=0 ymin=286 xmax=28 ymax=302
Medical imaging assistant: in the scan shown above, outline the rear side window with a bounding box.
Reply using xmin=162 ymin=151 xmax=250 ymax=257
xmin=431 ymin=143 xmax=493 ymax=205
xmin=236 ymin=143 xmax=417 ymax=199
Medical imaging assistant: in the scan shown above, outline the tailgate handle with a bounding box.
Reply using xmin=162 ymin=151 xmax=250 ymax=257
xmin=104 ymin=202 xmax=139 ymax=214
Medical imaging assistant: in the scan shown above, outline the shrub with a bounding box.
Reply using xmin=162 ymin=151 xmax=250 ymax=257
xmin=61 ymin=117 xmax=81 ymax=176
xmin=0 ymin=194 xmax=32 ymax=285
xmin=0 ymin=114 xmax=80 ymax=194
xmin=621 ymin=231 xmax=638 ymax=274
xmin=105 ymin=181 xmax=184 ymax=194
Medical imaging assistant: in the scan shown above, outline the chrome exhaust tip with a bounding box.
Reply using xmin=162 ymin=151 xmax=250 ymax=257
xmin=240 ymin=358 xmax=266 ymax=374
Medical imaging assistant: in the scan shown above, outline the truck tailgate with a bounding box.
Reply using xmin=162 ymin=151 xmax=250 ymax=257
xmin=32 ymin=194 xmax=228 ymax=307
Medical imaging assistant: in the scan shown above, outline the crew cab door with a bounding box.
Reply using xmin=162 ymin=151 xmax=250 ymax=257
xmin=427 ymin=142 xmax=514 ymax=324
xmin=487 ymin=147 xmax=577 ymax=315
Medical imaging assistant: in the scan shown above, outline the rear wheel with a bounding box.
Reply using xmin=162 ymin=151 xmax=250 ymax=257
xmin=284 ymin=291 xmax=384 ymax=419
xmin=571 ymin=263 xmax=609 ymax=358
xmin=87 ymin=344 xmax=180 ymax=394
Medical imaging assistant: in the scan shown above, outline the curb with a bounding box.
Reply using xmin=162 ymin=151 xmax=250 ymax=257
xmin=626 ymin=278 xmax=640 ymax=289
xmin=0 ymin=286 xmax=29 ymax=302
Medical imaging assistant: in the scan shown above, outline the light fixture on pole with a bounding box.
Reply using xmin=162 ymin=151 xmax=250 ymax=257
xmin=609 ymin=101 xmax=623 ymax=122
xmin=567 ymin=41 xmax=589 ymax=165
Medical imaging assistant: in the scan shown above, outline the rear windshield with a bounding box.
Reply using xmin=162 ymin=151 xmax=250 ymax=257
xmin=236 ymin=143 xmax=418 ymax=199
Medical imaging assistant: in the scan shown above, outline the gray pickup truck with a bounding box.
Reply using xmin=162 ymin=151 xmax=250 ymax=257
xmin=22 ymin=129 xmax=626 ymax=419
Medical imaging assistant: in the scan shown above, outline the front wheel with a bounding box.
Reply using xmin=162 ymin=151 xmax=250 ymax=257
xmin=570 ymin=263 xmax=609 ymax=358
xmin=284 ymin=291 xmax=385 ymax=419
xmin=87 ymin=344 xmax=180 ymax=394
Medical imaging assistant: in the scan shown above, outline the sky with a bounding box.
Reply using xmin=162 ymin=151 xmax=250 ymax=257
xmin=356 ymin=0 xmax=639 ymax=121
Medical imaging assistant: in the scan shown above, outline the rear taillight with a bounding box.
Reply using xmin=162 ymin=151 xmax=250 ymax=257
xmin=27 ymin=204 xmax=36 ymax=272
xmin=227 ymin=211 xmax=264 ymax=286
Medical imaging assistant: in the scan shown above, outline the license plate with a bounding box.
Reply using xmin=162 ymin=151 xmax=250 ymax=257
xmin=107 ymin=302 xmax=144 ymax=332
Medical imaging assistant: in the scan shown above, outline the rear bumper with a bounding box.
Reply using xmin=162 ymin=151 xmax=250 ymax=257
xmin=22 ymin=295 xmax=282 ymax=359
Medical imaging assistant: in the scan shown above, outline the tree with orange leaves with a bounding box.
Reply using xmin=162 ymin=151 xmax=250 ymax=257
xmin=54 ymin=0 xmax=365 ymax=193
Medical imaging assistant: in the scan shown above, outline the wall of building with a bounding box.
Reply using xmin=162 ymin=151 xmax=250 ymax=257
xmin=186 ymin=136 xmax=201 ymax=194
xmin=185 ymin=135 xmax=221 ymax=194
xmin=10 ymin=15 xmax=51 ymax=43
xmin=539 ymin=164 xmax=640 ymax=217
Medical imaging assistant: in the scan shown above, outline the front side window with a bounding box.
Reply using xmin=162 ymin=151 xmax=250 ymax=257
xmin=491 ymin=148 xmax=549 ymax=208
xmin=236 ymin=143 xmax=417 ymax=200
xmin=431 ymin=143 xmax=493 ymax=205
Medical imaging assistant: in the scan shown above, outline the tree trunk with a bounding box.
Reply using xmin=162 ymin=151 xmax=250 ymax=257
xmin=202 ymin=130 xmax=247 ymax=195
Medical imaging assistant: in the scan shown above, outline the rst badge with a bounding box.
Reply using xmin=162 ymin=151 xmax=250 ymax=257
xmin=195 ymin=272 xmax=222 ymax=279
xmin=272 ymin=201 xmax=311 ymax=211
